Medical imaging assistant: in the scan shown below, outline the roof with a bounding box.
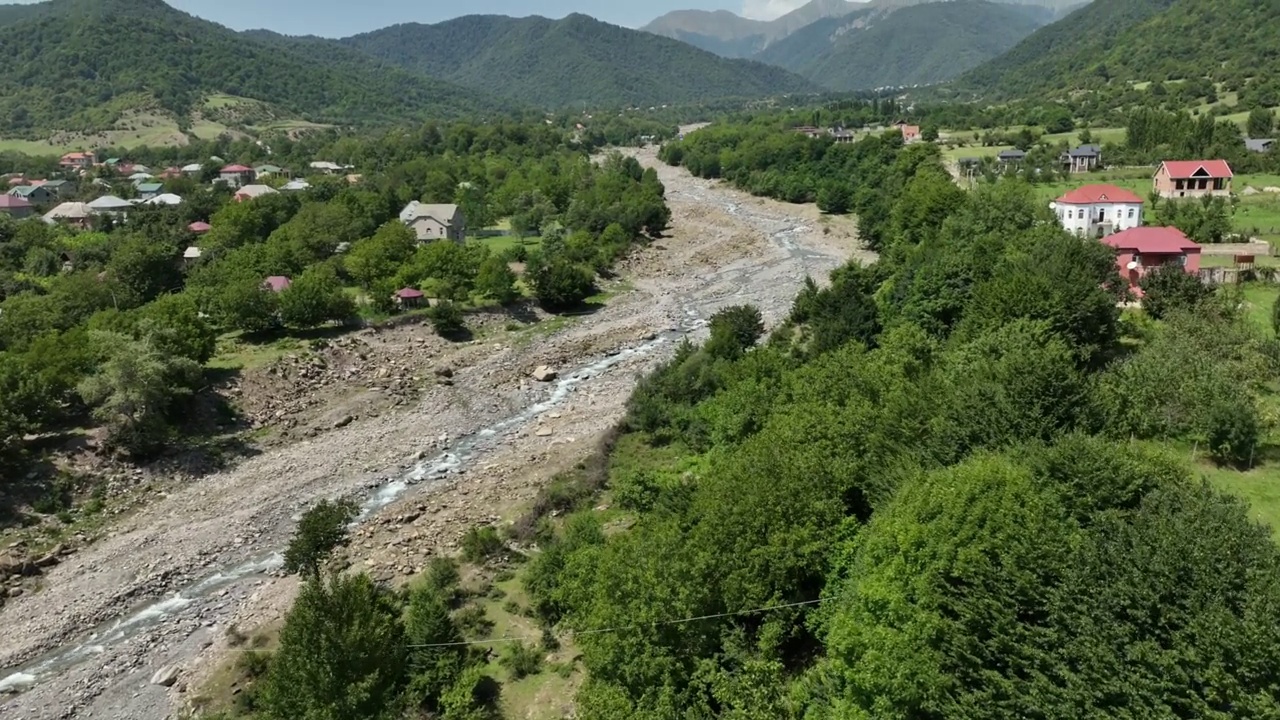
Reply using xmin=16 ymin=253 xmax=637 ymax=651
xmin=900 ymin=125 xmax=920 ymax=135
xmin=87 ymin=195 xmax=132 ymax=210
xmin=10 ymin=185 xmax=45 ymax=197
xmin=44 ymin=201 xmax=92 ymax=220
xmin=263 ymin=276 xmax=292 ymax=292
xmin=1055 ymin=184 xmax=1144 ymax=205
xmin=254 ymin=164 xmax=283 ymax=173
xmin=129 ymin=172 xmax=154 ymax=180
xmin=144 ymin=193 xmax=183 ymax=205
xmin=220 ymin=164 xmax=253 ymax=173
xmin=188 ymin=221 xmax=211 ymax=233
xmin=1103 ymin=226 xmax=1200 ymax=255
xmin=181 ymin=163 xmax=204 ymax=172
xmin=399 ymin=201 xmax=460 ymax=225
xmin=1067 ymin=144 xmax=1102 ymax=157
xmin=309 ymin=161 xmax=343 ymax=170
xmin=395 ymin=287 xmax=425 ymax=299
xmin=1158 ymin=159 xmax=1233 ymax=179
xmin=135 ymin=182 xmax=164 ymax=192
xmin=0 ymin=195 xmax=32 ymax=209
xmin=998 ymin=149 xmax=1026 ymax=159
xmin=42 ymin=179 xmax=68 ymax=188
xmin=235 ymin=184 xmax=278 ymax=199
xmin=61 ymin=151 xmax=92 ymax=160
xmin=1245 ymin=139 xmax=1275 ymax=152
xmin=281 ymin=179 xmax=310 ymax=191
xmin=183 ymin=246 xmax=202 ymax=259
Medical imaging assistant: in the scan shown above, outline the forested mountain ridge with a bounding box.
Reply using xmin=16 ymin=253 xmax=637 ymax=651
xmin=758 ymin=0 xmax=1051 ymax=90
xmin=953 ymin=0 xmax=1272 ymax=99
xmin=0 ymin=0 xmax=503 ymax=137
xmin=340 ymin=13 xmax=820 ymax=109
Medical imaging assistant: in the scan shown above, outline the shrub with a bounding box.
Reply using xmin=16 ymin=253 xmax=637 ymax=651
xmin=427 ymin=301 xmax=466 ymax=337
xmin=460 ymin=525 xmax=504 ymax=563
xmin=498 ymin=641 xmax=543 ymax=680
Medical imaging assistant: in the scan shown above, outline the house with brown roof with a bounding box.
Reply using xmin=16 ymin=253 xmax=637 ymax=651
xmin=218 ymin=164 xmax=256 ymax=188
xmin=896 ymin=123 xmax=922 ymax=144
xmin=399 ymin=201 xmax=466 ymax=243
xmin=43 ymin=201 xmax=94 ymax=229
xmin=59 ymin=152 xmax=94 ymax=170
xmin=233 ymin=184 xmax=278 ymax=203
xmin=1153 ymin=160 xmax=1232 ymax=199
xmin=1050 ymin=184 xmax=1145 ymax=237
xmin=0 ymin=195 xmax=34 ymax=219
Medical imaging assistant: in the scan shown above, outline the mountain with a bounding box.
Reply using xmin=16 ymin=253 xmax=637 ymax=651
xmin=757 ymin=1 xmax=1052 ymax=91
xmin=956 ymin=0 xmax=1276 ymax=100
xmin=340 ymin=14 xmax=820 ymax=109
xmin=0 ymin=0 xmax=501 ymax=137
xmin=641 ymin=0 xmax=866 ymax=58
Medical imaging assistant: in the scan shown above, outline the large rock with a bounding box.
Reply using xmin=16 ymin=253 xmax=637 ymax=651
xmin=531 ymin=365 xmax=558 ymax=382
xmin=150 ymin=665 xmax=181 ymax=687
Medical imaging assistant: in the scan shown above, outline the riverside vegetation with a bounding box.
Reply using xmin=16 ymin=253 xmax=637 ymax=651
xmin=0 ymin=120 xmax=668 ymax=519
xmin=211 ymin=127 xmax=1280 ymax=719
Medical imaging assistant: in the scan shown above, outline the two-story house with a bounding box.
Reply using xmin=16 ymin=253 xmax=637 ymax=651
xmin=59 ymin=152 xmax=94 ymax=171
xmin=399 ymin=201 xmax=466 ymax=243
xmin=1050 ymin=184 xmax=1144 ymax=237
xmin=8 ymin=184 xmax=54 ymax=205
xmin=1103 ymin=226 xmax=1201 ymax=298
xmin=1061 ymin=144 xmax=1102 ymax=173
xmin=218 ymin=164 xmax=256 ymax=188
xmin=1153 ymin=159 xmax=1232 ymax=199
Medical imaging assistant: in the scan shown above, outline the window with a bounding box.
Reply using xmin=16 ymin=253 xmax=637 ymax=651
xmin=1128 ymin=208 xmax=1135 ymax=219
xmin=1077 ymin=209 xmax=1085 ymax=219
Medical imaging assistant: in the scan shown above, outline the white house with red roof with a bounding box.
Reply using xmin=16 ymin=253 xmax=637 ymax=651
xmin=1050 ymin=184 xmax=1144 ymax=237
xmin=218 ymin=164 xmax=256 ymax=188
xmin=59 ymin=151 xmax=93 ymax=170
xmin=1153 ymin=159 xmax=1232 ymax=199
xmin=1102 ymin=226 xmax=1201 ymax=298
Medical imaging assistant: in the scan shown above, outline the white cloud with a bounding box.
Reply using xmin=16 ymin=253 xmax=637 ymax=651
xmin=741 ymin=0 xmax=810 ymax=21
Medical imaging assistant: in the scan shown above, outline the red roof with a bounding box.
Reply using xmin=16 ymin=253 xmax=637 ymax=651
xmin=221 ymin=164 xmax=253 ymax=173
xmin=0 ymin=195 xmax=32 ymax=208
xmin=188 ymin=221 xmax=211 ymax=233
xmin=1159 ymin=160 xmax=1233 ymax=179
xmin=263 ymin=276 xmax=292 ymax=292
xmin=1056 ymin=184 xmax=1144 ymax=205
xmin=395 ymin=287 xmax=425 ymax=299
xmin=1103 ymin=226 xmax=1200 ymax=255
xmin=60 ymin=152 xmax=91 ymax=160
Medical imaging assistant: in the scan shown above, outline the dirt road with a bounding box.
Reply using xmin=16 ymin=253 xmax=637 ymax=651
xmin=0 ymin=144 xmax=870 ymax=719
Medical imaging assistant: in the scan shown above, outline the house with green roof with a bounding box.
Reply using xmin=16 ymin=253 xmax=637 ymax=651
xmin=135 ymin=182 xmax=164 ymax=200
xmin=8 ymin=184 xmax=53 ymax=204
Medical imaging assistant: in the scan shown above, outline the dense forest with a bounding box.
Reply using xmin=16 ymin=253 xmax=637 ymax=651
xmin=0 ymin=0 xmax=504 ymax=136
xmin=213 ymin=126 xmax=1280 ymax=719
xmin=757 ymin=0 xmax=1051 ymax=92
xmin=339 ymin=13 xmax=819 ymax=110
xmin=0 ymin=120 xmax=668 ymax=498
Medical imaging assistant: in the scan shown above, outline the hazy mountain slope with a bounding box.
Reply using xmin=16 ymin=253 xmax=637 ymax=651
xmin=0 ymin=0 xmax=502 ymax=136
xmin=761 ymin=1 xmax=1050 ymax=91
xmin=954 ymin=0 xmax=1176 ymax=97
xmin=641 ymin=0 xmax=865 ymax=57
xmin=342 ymin=14 xmax=820 ymax=108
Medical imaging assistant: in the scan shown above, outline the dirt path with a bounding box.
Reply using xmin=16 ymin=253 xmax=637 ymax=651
xmin=0 ymin=142 xmax=869 ymax=719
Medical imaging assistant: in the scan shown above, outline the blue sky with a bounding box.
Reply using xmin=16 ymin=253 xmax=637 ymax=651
xmin=59 ymin=0 xmax=813 ymax=37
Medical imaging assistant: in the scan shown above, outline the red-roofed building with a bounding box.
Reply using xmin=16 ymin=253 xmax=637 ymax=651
xmin=394 ymin=287 xmax=425 ymax=308
xmin=59 ymin=152 xmax=93 ymax=170
xmin=1153 ymin=160 xmax=1232 ymax=199
xmin=262 ymin=276 xmax=292 ymax=293
xmin=1103 ymin=226 xmax=1201 ymax=297
xmin=0 ymin=194 xmax=34 ymax=219
xmin=1051 ymin=184 xmax=1145 ymax=237
xmin=188 ymin=221 xmax=211 ymax=234
xmin=897 ymin=123 xmax=922 ymax=144
xmin=219 ymin=164 xmax=256 ymax=188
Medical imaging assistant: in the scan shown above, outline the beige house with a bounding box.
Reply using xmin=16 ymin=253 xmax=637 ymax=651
xmin=399 ymin=201 xmax=466 ymax=243
xmin=1153 ymin=160 xmax=1233 ymax=199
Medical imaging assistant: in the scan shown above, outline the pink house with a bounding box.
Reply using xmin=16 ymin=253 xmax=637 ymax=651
xmin=262 ymin=276 xmax=292 ymax=293
xmin=897 ymin=123 xmax=922 ymax=144
xmin=1102 ymin=226 xmax=1201 ymax=298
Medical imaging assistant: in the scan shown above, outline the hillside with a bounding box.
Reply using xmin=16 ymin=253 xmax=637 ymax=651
xmin=0 ymin=0 xmax=502 ymax=138
xmin=341 ymin=14 xmax=820 ymax=109
xmin=641 ymin=0 xmax=865 ymax=57
xmin=953 ymin=0 xmax=1179 ymax=98
xmin=759 ymin=1 xmax=1051 ymax=91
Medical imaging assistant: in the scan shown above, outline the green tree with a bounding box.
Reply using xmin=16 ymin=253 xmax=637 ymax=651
xmin=106 ymin=236 xmax=182 ymax=303
xmin=257 ymin=573 xmax=407 ymax=720
xmin=283 ymin=498 xmax=357 ymax=578
xmin=403 ymin=584 xmax=468 ymax=712
xmin=427 ymin=300 xmax=466 ymax=338
xmin=215 ymin=276 xmax=280 ymax=334
xmin=474 ymin=255 xmax=517 ymax=304
xmin=1138 ymin=264 xmax=1212 ymax=319
xmin=1247 ymin=107 xmax=1275 ymax=138
xmin=705 ymin=305 xmax=764 ymax=360
xmin=345 ymin=221 xmax=417 ymax=288
xmin=279 ymin=265 xmax=355 ymax=329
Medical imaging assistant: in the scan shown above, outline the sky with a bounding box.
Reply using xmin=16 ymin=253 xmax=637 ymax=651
xmin=15 ymin=0 xmax=816 ymax=36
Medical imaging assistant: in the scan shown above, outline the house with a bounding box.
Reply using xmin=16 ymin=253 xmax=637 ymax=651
xmin=188 ymin=221 xmax=211 ymax=234
xmin=218 ymin=164 xmax=256 ymax=188
xmin=41 ymin=179 xmax=72 ymax=199
xmin=399 ymin=201 xmax=466 ymax=243
xmin=253 ymin=164 xmax=283 ymax=176
xmin=87 ymin=195 xmax=132 ymax=214
xmin=135 ymin=182 xmax=164 ymax=200
xmin=182 ymin=246 xmax=202 ymax=267
xmin=1153 ymin=159 xmax=1232 ymax=199
xmin=143 ymin=193 xmax=183 ymax=206
xmin=309 ymin=161 xmax=346 ymax=174
xmin=997 ymin=149 xmax=1027 ymax=165
xmin=281 ymin=179 xmax=311 ymax=191
xmin=1246 ymin=138 xmax=1275 ymax=154
xmin=128 ymin=172 xmax=155 ymax=183
xmin=159 ymin=166 xmax=183 ymax=179
xmin=1061 ymin=144 xmax=1102 ymax=173
xmin=181 ymin=163 xmax=204 ymax=176
xmin=831 ymin=129 xmax=856 ymax=144
xmin=897 ymin=123 xmax=922 ymax=144
xmin=394 ymin=287 xmax=425 ymax=308
xmin=43 ymin=201 xmax=93 ymax=228
xmin=1103 ymin=226 xmax=1201 ymax=298
xmin=59 ymin=152 xmax=94 ymax=170
xmin=9 ymin=184 xmax=54 ymax=204
xmin=263 ymin=276 xmax=292 ymax=293
xmin=1050 ymin=184 xmax=1144 ymax=237
xmin=0 ymin=195 xmax=34 ymax=219
xmin=234 ymin=184 xmax=278 ymax=202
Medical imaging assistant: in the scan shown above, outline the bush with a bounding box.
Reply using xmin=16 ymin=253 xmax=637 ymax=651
xmin=427 ymin=300 xmax=466 ymax=337
xmin=705 ymin=304 xmax=764 ymax=360
xmin=425 ymin=556 xmax=462 ymax=599
xmin=1206 ymin=400 xmax=1260 ymax=468
xmin=498 ymin=641 xmax=543 ymax=680
xmin=460 ymin=525 xmax=504 ymax=563
xmin=452 ymin=605 xmax=494 ymax=637
xmin=1138 ymin=264 xmax=1212 ymax=319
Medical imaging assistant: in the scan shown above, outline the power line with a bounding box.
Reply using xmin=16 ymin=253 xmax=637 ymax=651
xmin=405 ymin=596 xmax=832 ymax=649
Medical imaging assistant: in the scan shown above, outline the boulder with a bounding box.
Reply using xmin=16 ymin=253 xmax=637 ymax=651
xmin=532 ymin=365 xmax=558 ymax=382
xmin=333 ymin=415 xmax=355 ymax=429
xmin=150 ymin=665 xmax=181 ymax=687
xmin=433 ymin=365 xmax=454 ymax=378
